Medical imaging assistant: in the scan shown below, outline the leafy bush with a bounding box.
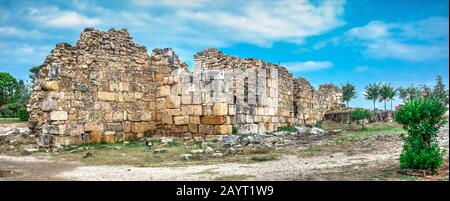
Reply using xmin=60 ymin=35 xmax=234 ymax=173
xmin=18 ymin=107 xmax=29 ymax=121
xmin=232 ymin=127 xmax=238 ymax=135
xmin=278 ymin=125 xmax=294 ymax=132
xmin=350 ymin=108 xmax=372 ymax=129
xmin=0 ymin=102 xmax=21 ymax=118
xmin=394 ymin=98 xmax=447 ymax=173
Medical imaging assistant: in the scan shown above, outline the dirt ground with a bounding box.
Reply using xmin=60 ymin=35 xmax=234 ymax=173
xmin=0 ymin=120 xmax=448 ymax=181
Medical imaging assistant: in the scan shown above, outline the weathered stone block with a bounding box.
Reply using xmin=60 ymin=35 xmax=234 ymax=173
xmin=97 ymin=91 xmax=116 ymax=101
xmin=89 ymin=131 xmax=103 ymax=143
xmin=214 ymin=125 xmax=232 ymax=135
xmin=157 ymin=85 xmax=170 ymax=97
xmin=189 ymin=116 xmax=200 ymax=124
xmin=213 ymin=103 xmax=228 ymax=115
xmin=42 ymin=81 xmax=60 ymax=91
xmin=199 ymin=125 xmax=214 ymax=135
xmin=50 ymin=111 xmax=68 ymax=121
xmin=166 ymin=95 xmax=180 ymax=109
xmin=84 ymin=122 xmax=104 ymax=132
xmin=107 ymin=123 xmax=123 ymax=131
xmin=201 ymin=116 xmax=227 ymax=125
xmin=174 ymin=116 xmax=189 ymax=125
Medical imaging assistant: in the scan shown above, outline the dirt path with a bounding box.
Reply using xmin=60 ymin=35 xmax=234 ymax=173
xmin=0 ymin=145 xmax=402 ymax=181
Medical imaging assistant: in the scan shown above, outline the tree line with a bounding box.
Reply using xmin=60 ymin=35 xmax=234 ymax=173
xmin=341 ymin=75 xmax=449 ymax=110
xmin=0 ymin=65 xmax=42 ymax=119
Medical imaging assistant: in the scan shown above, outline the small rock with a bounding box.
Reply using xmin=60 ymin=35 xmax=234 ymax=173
xmin=273 ymin=131 xmax=288 ymax=136
xmin=201 ymin=142 xmax=215 ymax=149
xmin=181 ymin=154 xmax=193 ymax=160
xmin=310 ymin=127 xmax=325 ymax=135
xmin=191 ymin=149 xmax=204 ymax=154
xmin=153 ymin=148 xmax=167 ymax=154
xmin=8 ymin=145 xmax=15 ymax=150
xmin=114 ymin=146 xmax=121 ymax=150
xmin=204 ymin=147 xmax=213 ymax=154
xmin=254 ymin=133 xmax=271 ymax=144
xmin=223 ymin=143 xmax=232 ymax=148
xmin=24 ymin=148 xmax=39 ymax=152
xmin=161 ymin=137 xmax=174 ymax=145
xmin=145 ymin=139 xmax=153 ymax=147
xmin=219 ymin=135 xmax=239 ymax=145
xmin=295 ymin=126 xmax=310 ymax=135
xmin=212 ymin=152 xmax=223 ymax=158
xmin=123 ymin=141 xmax=130 ymax=145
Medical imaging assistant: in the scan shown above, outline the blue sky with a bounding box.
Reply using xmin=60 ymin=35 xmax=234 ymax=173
xmin=0 ymin=0 xmax=448 ymax=109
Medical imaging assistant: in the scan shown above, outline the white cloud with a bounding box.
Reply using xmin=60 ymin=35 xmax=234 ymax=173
xmin=0 ymin=26 xmax=46 ymax=38
xmin=345 ymin=21 xmax=390 ymax=40
xmin=282 ymin=61 xmax=334 ymax=72
xmin=27 ymin=6 xmax=100 ymax=28
xmin=317 ymin=17 xmax=449 ymax=61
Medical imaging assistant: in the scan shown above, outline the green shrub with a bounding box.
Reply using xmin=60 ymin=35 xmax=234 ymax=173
xmin=18 ymin=107 xmax=29 ymax=121
xmin=350 ymin=108 xmax=372 ymax=129
xmin=232 ymin=127 xmax=238 ymax=135
xmin=0 ymin=102 xmax=21 ymax=118
xmin=394 ymin=98 xmax=447 ymax=173
xmin=278 ymin=125 xmax=294 ymax=132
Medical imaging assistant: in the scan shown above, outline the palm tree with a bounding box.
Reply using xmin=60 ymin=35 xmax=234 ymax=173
xmin=364 ymin=82 xmax=381 ymax=110
xmin=341 ymin=82 xmax=357 ymax=108
xmin=380 ymin=83 xmax=395 ymax=111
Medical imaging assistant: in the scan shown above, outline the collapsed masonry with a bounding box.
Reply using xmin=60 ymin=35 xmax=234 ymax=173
xmin=28 ymin=28 xmax=342 ymax=146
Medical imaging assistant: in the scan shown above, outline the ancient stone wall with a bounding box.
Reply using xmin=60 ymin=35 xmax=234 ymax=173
xmin=29 ymin=28 xmax=157 ymax=146
xmin=293 ymin=78 xmax=342 ymax=125
xmin=29 ymin=28 xmax=342 ymax=146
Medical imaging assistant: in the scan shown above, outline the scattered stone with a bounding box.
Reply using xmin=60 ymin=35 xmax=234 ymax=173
xmin=24 ymin=148 xmax=39 ymax=152
xmin=161 ymin=137 xmax=174 ymax=145
xmin=328 ymin=129 xmax=342 ymax=135
xmin=194 ymin=137 xmax=204 ymax=143
xmin=201 ymin=142 xmax=215 ymax=149
xmin=181 ymin=154 xmax=193 ymax=160
xmin=212 ymin=152 xmax=223 ymax=158
xmin=254 ymin=133 xmax=271 ymax=144
xmin=310 ymin=127 xmax=325 ymax=135
xmin=273 ymin=131 xmax=288 ymax=136
xmin=219 ymin=135 xmax=239 ymax=145
xmin=204 ymin=147 xmax=214 ymax=154
xmin=295 ymin=126 xmax=310 ymax=135
xmin=190 ymin=149 xmax=204 ymax=154
xmin=8 ymin=145 xmax=15 ymax=150
xmin=153 ymin=148 xmax=167 ymax=154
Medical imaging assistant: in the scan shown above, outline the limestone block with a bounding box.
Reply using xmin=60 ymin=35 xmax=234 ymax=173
xmin=199 ymin=125 xmax=214 ymax=135
xmin=189 ymin=124 xmax=198 ymax=133
xmin=141 ymin=112 xmax=152 ymax=121
xmin=201 ymin=116 xmax=227 ymax=125
xmin=112 ymin=111 xmax=124 ymax=122
xmin=89 ymin=132 xmax=103 ymax=143
xmin=166 ymin=95 xmax=181 ymax=109
xmin=102 ymin=135 xmax=115 ymax=143
xmin=42 ymin=81 xmax=60 ymax=91
xmin=42 ymin=98 xmax=58 ymax=111
xmin=97 ymin=91 xmax=116 ymax=101
xmin=189 ymin=116 xmax=200 ymax=124
xmin=181 ymin=94 xmax=192 ymax=104
xmin=157 ymin=85 xmax=170 ymax=97
xmin=213 ymin=103 xmax=228 ymax=115
xmin=174 ymin=116 xmax=189 ymax=125
xmin=50 ymin=111 xmax=68 ymax=121
xmin=85 ymin=122 xmax=104 ymax=132
xmin=228 ymin=105 xmax=236 ymax=115
xmin=172 ymin=125 xmax=189 ymax=133
xmin=162 ymin=113 xmax=173 ymax=125
xmin=107 ymin=123 xmax=123 ymax=131
xmin=54 ymin=136 xmax=71 ymax=146
xmin=214 ymin=125 xmax=232 ymax=135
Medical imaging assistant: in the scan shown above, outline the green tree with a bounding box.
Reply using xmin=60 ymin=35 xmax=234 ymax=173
xmin=397 ymin=85 xmax=422 ymax=102
xmin=364 ymin=82 xmax=381 ymax=110
xmin=431 ymin=75 xmax=448 ymax=103
xmin=380 ymin=83 xmax=395 ymax=111
xmin=341 ymin=82 xmax=357 ymax=108
xmin=29 ymin=65 xmax=43 ymax=84
xmin=17 ymin=79 xmax=30 ymax=105
xmin=350 ymin=108 xmax=372 ymax=129
xmin=0 ymin=72 xmax=20 ymax=107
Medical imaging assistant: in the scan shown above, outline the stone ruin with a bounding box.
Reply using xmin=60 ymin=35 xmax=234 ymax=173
xmin=28 ymin=28 xmax=342 ymax=146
